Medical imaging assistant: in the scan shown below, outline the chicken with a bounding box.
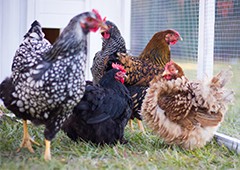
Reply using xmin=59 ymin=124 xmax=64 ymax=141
xmin=108 ymin=29 xmax=182 ymax=86
xmin=141 ymin=62 xmax=234 ymax=149
xmin=126 ymin=85 xmax=147 ymax=131
xmin=61 ymin=63 xmax=132 ymax=145
xmin=106 ymin=30 xmax=182 ymax=132
xmin=126 ymin=61 xmax=184 ymax=129
xmin=0 ymin=9 xmax=107 ymax=161
xmin=91 ymin=20 xmax=126 ymax=85
xmin=126 ymin=60 xmax=185 ymax=132
xmin=90 ymin=20 xmax=147 ymax=132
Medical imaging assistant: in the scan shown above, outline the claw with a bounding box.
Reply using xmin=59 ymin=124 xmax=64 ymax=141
xmin=16 ymin=120 xmax=40 ymax=153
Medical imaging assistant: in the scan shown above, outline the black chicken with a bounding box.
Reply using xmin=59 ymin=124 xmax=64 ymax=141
xmin=61 ymin=63 xmax=132 ymax=145
xmin=90 ymin=20 xmax=145 ymax=132
xmin=91 ymin=20 xmax=126 ymax=85
xmin=0 ymin=10 xmax=107 ymax=161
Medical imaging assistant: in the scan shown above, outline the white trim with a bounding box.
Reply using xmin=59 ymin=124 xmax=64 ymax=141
xmin=0 ymin=0 xmax=28 ymax=82
xmin=122 ymin=0 xmax=131 ymax=51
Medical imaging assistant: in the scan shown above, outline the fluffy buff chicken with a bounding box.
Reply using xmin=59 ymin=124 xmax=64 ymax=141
xmin=0 ymin=10 xmax=107 ymax=160
xmin=61 ymin=63 xmax=132 ymax=145
xmin=141 ymin=62 xmax=234 ymax=149
xmin=91 ymin=20 xmax=126 ymax=85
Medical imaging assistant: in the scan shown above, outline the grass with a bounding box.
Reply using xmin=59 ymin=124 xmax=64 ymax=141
xmin=0 ymin=60 xmax=239 ymax=169
xmin=0 ymin=116 xmax=240 ymax=170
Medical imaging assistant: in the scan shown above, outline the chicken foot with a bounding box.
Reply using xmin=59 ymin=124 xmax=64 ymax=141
xmin=128 ymin=119 xmax=145 ymax=133
xmin=17 ymin=120 xmax=40 ymax=153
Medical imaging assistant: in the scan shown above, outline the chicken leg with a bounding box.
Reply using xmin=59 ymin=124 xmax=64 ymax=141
xmin=129 ymin=120 xmax=134 ymax=132
xmin=44 ymin=139 xmax=51 ymax=161
xmin=129 ymin=119 xmax=145 ymax=133
xmin=17 ymin=120 xmax=40 ymax=153
xmin=137 ymin=120 xmax=145 ymax=133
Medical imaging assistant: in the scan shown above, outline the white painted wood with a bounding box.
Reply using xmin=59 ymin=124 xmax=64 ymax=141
xmin=197 ymin=0 xmax=215 ymax=80
xmin=0 ymin=0 xmax=131 ymax=82
xmin=0 ymin=0 xmax=27 ymax=82
xmin=121 ymin=0 xmax=131 ymax=51
xmin=26 ymin=0 xmax=37 ymax=28
xmin=86 ymin=0 xmax=131 ymax=80
xmin=35 ymin=0 xmax=85 ymax=28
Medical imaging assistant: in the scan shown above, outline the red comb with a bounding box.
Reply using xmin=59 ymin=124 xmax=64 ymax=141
xmin=112 ymin=63 xmax=126 ymax=73
xmin=171 ymin=29 xmax=181 ymax=37
xmin=103 ymin=17 xmax=107 ymax=22
xmin=92 ymin=9 xmax=104 ymax=21
xmin=165 ymin=60 xmax=174 ymax=70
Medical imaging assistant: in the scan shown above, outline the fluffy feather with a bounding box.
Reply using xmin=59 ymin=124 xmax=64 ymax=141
xmin=142 ymin=67 xmax=234 ymax=149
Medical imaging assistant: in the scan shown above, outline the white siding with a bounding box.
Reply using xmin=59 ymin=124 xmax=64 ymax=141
xmin=0 ymin=0 xmax=131 ymax=81
xmin=0 ymin=0 xmax=27 ymax=82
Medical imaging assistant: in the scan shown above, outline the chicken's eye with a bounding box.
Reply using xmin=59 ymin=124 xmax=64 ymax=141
xmin=87 ymin=18 xmax=94 ymax=22
xmin=170 ymin=68 xmax=175 ymax=73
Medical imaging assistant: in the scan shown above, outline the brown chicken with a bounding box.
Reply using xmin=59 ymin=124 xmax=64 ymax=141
xmin=106 ymin=30 xmax=182 ymax=132
xmin=125 ymin=60 xmax=184 ymax=132
xmin=142 ymin=63 xmax=234 ymax=149
xmin=108 ymin=29 xmax=182 ymax=86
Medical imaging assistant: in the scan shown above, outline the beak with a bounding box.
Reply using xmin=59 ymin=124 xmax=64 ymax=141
xmin=98 ymin=21 xmax=108 ymax=31
xmin=122 ymin=72 xmax=128 ymax=79
xmin=162 ymin=70 xmax=170 ymax=77
xmin=178 ymin=36 xmax=183 ymax=41
xmin=100 ymin=28 xmax=105 ymax=33
xmin=100 ymin=27 xmax=108 ymax=34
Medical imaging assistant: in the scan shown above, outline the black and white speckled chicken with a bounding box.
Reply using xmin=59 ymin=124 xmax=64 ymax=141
xmin=62 ymin=63 xmax=132 ymax=145
xmin=91 ymin=20 xmax=126 ymax=85
xmin=142 ymin=62 xmax=234 ymax=149
xmin=0 ymin=10 xmax=107 ymax=161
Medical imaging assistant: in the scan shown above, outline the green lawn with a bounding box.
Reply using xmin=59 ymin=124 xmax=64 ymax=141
xmin=0 ymin=60 xmax=239 ymax=169
xmin=0 ymin=115 xmax=240 ymax=170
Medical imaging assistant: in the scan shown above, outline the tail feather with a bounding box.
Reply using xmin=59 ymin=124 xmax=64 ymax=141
xmin=211 ymin=68 xmax=233 ymax=88
xmin=0 ymin=77 xmax=15 ymax=108
xmin=209 ymin=68 xmax=234 ymax=106
xmin=222 ymin=90 xmax=234 ymax=103
xmin=24 ymin=20 xmax=45 ymax=40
